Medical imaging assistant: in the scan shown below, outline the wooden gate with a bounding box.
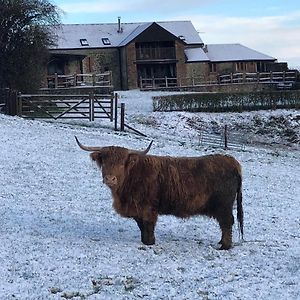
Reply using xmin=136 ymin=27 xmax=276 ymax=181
xmin=17 ymin=93 xmax=116 ymax=123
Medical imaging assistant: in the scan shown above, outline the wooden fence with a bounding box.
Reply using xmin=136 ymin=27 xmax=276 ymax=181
xmin=140 ymin=71 xmax=298 ymax=89
xmin=218 ymin=71 xmax=297 ymax=86
xmin=16 ymin=93 xmax=117 ymax=125
xmin=140 ymin=77 xmax=177 ymax=89
xmin=47 ymin=71 xmax=113 ymax=89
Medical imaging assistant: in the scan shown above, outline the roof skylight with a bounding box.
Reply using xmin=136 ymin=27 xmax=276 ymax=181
xmin=102 ymin=38 xmax=111 ymax=45
xmin=80 ymin=39 xmax=89 ymax=46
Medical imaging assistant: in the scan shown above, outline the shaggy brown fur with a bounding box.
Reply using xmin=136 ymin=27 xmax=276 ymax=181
xmin=86 ymin=145 xmax=243 ymax=250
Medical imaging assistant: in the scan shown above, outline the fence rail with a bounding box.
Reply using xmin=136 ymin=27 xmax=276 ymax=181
xmin=140 ymin=71 xmax=298 ymax=90
xmin=140 ymin=77 xmax=177 ymax=89
xmin=47 ymin=71 xmax=112 ymax=89
xmin=198 ymin=125 xmax=246 ymax=150
xmin=218 ymin=71 xmax=297 ymax=85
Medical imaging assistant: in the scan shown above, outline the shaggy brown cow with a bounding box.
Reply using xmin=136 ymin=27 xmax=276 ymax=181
xmin=75 ymin=137 xmax=243 ymax=250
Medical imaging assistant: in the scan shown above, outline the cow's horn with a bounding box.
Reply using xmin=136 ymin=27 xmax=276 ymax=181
xmin=75 ymin=136 xmax=103 ymax=152
xmin=129 ymin=140 xmax=153 ymax=155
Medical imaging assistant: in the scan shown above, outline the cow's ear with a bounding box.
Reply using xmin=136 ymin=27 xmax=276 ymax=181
xmin=127 ymin=153 xmax=139 ymax=169
xmin=90 ymin=152 xmax=102 ymax=166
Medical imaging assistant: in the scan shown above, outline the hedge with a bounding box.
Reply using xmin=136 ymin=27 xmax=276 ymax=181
xmin=153 ymin=90 xmax=300 ymax=112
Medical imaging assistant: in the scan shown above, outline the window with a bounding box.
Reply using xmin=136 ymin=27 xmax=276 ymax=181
xmin=236 ymin=62 xmax=247 ymax=71
xmin=178 ymin=35 xmax=186 ymax=41
xmin=80 ymin=39 xmax=89 ymax=46
xmin=102 ymin=38 xmax=111 ymax=45
xmin=209 ymin=63 xmax=217 ymax=73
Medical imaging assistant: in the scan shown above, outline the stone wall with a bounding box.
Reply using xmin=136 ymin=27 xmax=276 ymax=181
xmin=82 ymin=48 xmax=121 ymax=90
xmin=175 ymin=41 xmax=187 ymax=83
xmin=185 ymin=62 xmax=209 ymax=85
xmin=126 ymin=42 xmax=138 ymax=89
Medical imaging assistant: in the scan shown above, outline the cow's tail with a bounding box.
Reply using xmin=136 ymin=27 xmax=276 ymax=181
xmin=237 ymin=172 xmax=244 ymax=241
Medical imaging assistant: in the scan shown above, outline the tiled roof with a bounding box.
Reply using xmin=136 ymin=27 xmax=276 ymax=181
xmin=184 ymin=44 xmax=276 ymax=63
xmin=206 ymin=44 xmax=276 ymax=62
xmin=185 ymin=47 xmax=209 ymax=62
xmin=50 ymin=21 xmax=203 ymax=50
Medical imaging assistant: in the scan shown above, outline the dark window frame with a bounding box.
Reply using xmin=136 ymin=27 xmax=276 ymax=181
xmin=102 ymin=38 xmax=111 ymax=45
xmin=80 ymin=39 xmax=89 ymax=46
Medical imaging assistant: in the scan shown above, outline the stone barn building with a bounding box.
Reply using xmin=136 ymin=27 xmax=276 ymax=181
xmin=48 ymin=19 xmax=278 ymax=90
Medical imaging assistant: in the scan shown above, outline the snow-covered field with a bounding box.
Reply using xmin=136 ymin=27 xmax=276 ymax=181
xmin=0 ymin=90 xmax=299 ymax=299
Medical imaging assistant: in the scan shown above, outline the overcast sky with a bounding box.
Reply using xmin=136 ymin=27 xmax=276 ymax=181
xmin=53 ymin=0 xmax=300 ymax=68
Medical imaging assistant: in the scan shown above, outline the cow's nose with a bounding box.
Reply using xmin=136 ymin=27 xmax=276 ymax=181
xmin=104 ymin=175 xmax=117 ymax=186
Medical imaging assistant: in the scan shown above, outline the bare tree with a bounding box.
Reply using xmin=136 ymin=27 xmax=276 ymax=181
xmin=0 ymin=0 xmax=61 ymax=92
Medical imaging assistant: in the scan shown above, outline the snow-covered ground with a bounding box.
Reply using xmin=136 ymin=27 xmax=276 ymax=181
xmin=0 ymin=90 xmax=299 ymax=299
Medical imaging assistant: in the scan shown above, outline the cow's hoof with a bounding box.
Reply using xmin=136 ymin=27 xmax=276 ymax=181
xmin=142 ymin=238 xmax=155 ymax=245
xmin=219 ymin=244 xmax=231 ymax=250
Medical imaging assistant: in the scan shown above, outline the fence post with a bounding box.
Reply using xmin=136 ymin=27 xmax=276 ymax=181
xmin=89 ymin=93 xmax=95 ymax=121
xmin=74 ymin=73 xmax=78 ymax=86
xmin=92 ymin=74 xmax=96 ymax=86
xmin=224 ymin=125 xmax=228 ymax=149
xmin=54 ymin=73 xmax=58 ymax=88
xmin=114 ymin=93 xmax=118 ymax=131
xmin=16 ymin=92 xmax=22 ymax=116
xmin=120 ymin=103 xmax=125 ymax=131
xmin=6 ymin=90 xmax=18 ymax=116
xmin=110 ymin=96 xmax=114 ymax=122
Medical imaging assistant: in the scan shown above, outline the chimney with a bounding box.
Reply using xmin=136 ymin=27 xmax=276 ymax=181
xmin=117 ymin=16 xmax=122 ymax=33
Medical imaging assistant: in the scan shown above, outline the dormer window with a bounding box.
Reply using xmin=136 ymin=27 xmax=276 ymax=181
xmin=102 ymin=38 xmax=111 ymax=45
xmin=80 ymin=39 xmax=89 ymax=46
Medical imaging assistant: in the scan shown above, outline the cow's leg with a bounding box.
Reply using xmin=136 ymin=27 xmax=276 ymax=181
xmin=134 ymin=217 xmax=156 ymax=245
xmin=141 ymin=221 xmax=157 ymax=245
xmin=217 ymin=212 xmax=234 ymax=250
xmin=139 ymin=210 xmax=158 ymax=245
xmin=133 ymin=217 xmax=144 ymax=241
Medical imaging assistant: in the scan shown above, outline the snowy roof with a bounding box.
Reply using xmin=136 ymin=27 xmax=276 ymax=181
xmin=205 ymin=44 xmax=276 ymax=62
xmin=51 ymin=21 xmax=203 ymax=50
xmin=183 ymin=43 xmax=276 ymax=63
xmin=185 ymin=47 xmax=209 ymax=62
